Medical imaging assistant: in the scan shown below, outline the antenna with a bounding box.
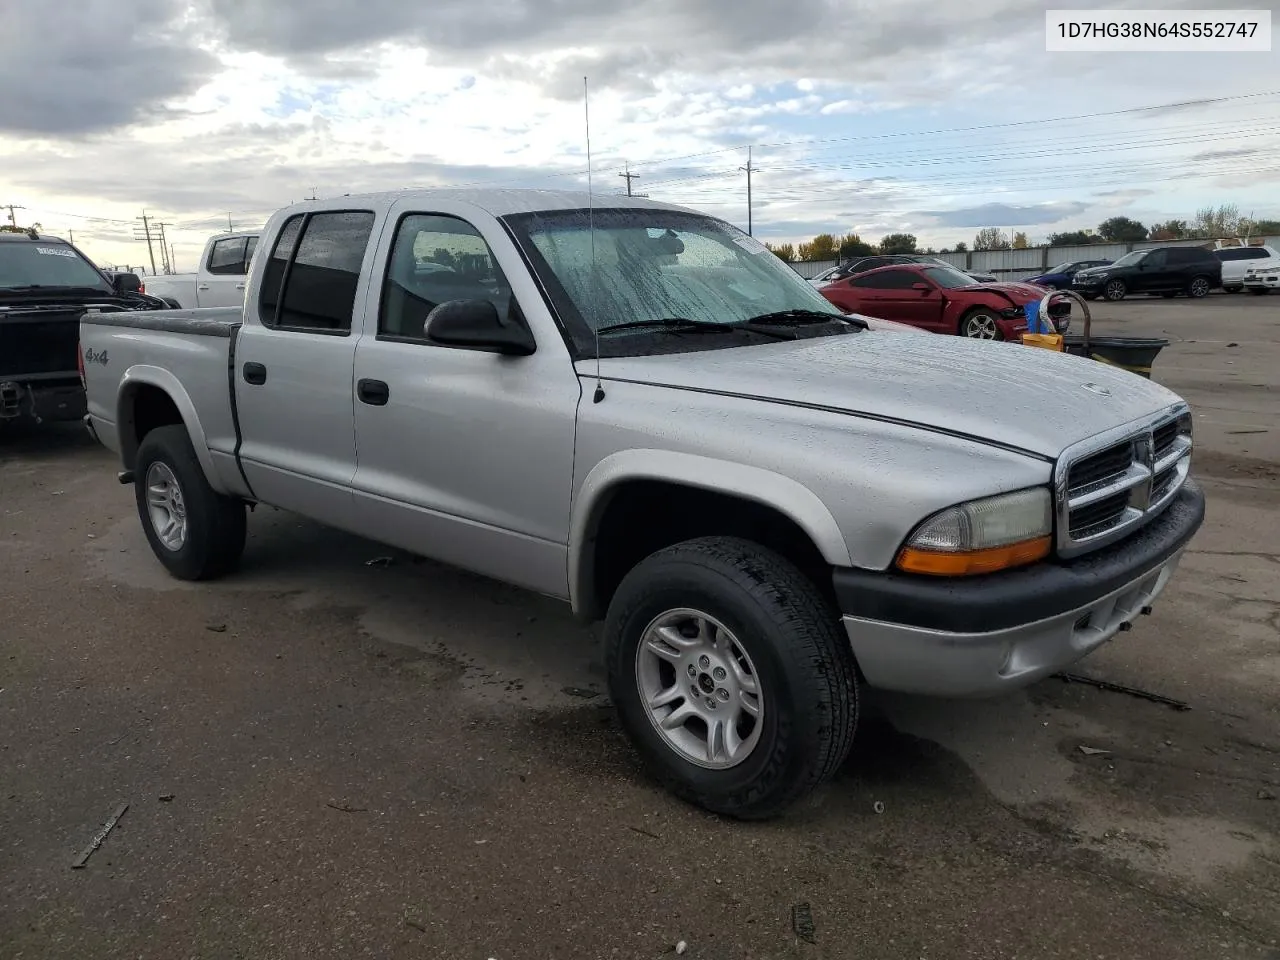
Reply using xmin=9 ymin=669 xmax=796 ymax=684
xmin=585 ymin=76 xmax=604 ymax=403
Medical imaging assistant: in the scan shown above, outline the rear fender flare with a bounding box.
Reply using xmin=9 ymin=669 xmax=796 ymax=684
xmin=568 ymin=449 xmax=852 ymax=616
xmin=117 ymin=365 xmax=226 ymax=494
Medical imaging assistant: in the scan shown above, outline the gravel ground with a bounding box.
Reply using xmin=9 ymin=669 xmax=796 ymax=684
xmin=2 ymin=293 xmax=1279 ymax=960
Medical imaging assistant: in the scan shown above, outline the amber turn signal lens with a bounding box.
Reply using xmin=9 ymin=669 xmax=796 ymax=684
xmin=896 ymin=536 xmax=1052 ymax=576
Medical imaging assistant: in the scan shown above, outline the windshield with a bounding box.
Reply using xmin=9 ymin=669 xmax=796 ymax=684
xmin=1110 ymin=250 xmax=1149 ymax=268
xmin=502 ymin=208 xmax=848 ymax=357
xmin=0 ymin=241 xmax=110 ymax=292
xmin=922 ymin=266 xmax=979 ymax=289
xmin=1046 ymin=262 xmax=1075 ymax=274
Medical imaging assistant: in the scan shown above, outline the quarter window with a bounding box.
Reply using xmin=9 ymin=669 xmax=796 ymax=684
xmin=379 ymin=213 xmax=516 ymax=343
xmin=259 ymin=211 xmax=374 ymax=334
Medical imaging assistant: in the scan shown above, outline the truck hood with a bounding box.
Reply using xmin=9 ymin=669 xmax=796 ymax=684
xmin=581 ymin=332 xmax=1183 ymax=459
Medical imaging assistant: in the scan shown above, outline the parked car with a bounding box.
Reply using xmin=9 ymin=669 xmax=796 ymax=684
xmin=818 ymin=262 xmax=1067 ymax=339
xmin=144 ymin=231 xmax=260 ymax=309
xmin=1242 ymin=255 xmax=1280 ymax=295
xmin=80 ymin=190 xmax=1202 ymax=819
xmin=808 ymin=255 xmax=996 ymax=287
xmin=0 ymin=231 xmax=166 ymax=426
xmin=1071 ymin=247 xmax=1222 ymax=301
xmin=1023 ymin=260 xmax=1113 ymax=290
xmin=1215 ymin=244 xmax=1278 ymax=292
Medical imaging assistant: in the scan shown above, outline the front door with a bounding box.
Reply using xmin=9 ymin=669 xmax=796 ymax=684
xmin=1131 ymin=249 xmax=1169 ymax=293
xmin=350 ymin=206 xmax=580 ymax=599
xmin=849 ymin=268 xmax=945 ymax=331
xmin=234 ymin=210 xmax=376 ymax=528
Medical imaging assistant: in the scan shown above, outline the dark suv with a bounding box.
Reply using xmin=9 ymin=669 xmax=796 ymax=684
xmin=1071 ymin=246 xmax=1223 ymax=301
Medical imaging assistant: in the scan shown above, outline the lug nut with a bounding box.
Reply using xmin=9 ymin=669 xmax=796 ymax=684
xmin=699 ymin=655 xmax=711 ymax=669
xmin=706 ymin=698 xmax=717 ymax=709
xmin=687 ymin=664 xmax=697 ymax=677
xmin=713 ymin=667 xmax=727 ymax=681
xmin=716 ymin=688 xmax=729 ymax=702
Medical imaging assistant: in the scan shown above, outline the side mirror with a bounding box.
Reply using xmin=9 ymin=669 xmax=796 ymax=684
xmin=111 ymin=272 xmax=142 ymax=294
xmin=424 ymin=299 xmax=536 ymax=356
xmin=911 ymin=282 xmax=932 ymax=292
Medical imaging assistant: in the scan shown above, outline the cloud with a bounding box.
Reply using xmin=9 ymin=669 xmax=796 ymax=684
xmin=917 ymin=202 xmax=1093 ymax=228
xmin=0 ymin=0 xmax=218 ymax=135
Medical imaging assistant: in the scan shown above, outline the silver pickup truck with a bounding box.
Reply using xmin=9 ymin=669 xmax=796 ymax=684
xmin=80 ymin=190 xmax=1204 ymax=818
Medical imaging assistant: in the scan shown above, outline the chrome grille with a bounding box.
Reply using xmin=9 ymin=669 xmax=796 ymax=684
xmin=1055 ymin=406 xmax=1193 ymax=558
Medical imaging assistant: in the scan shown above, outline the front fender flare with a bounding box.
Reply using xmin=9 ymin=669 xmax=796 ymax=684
xmin=117 ymin=365 xmax=226 ymax=494
xmin=568 ymin=449 xmax=852 ymax=616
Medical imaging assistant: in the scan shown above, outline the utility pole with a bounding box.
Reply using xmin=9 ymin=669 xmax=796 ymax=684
xmin=156 ymin=222 xmax=171 ymax=274
xmin=135 ymin=212 xmax=158 ymax=275
xmin=739 ymin=147 xmax=755 ymax=236
xmin=618 ymin=164 xmax=639 ymax=197
xmin=227 ymin=212 xmax=234 ymax=231
xmin=68 ymin=229 xmax=74 ymax=244
xmin=307 ymin=187 xmax=318 ymax=201
xmin=169 ymin=242 xmax=177 ymax=274
xmin=3 ymin=203 xmax=24 ymax=228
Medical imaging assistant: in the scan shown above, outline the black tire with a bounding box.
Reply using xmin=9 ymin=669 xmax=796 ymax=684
xmin=1186 ymin=276 xmax=1212 ymax=299
xmin=161 ymin=297 xmax=183 ymax=309
xmin=133 ymin=425 xmax=246 ymax=580
xmin=959 ymin=308 xmax=1003 ymax=340
xmin=604 ymin=536 xmax=859 ymax=820
xmin=1103 ymin=279 xmax=1127 ymax=301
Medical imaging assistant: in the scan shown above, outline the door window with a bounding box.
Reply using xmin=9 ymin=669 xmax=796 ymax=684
xmin=259 ymin=211 xmax=375 ymax=334
xmin=379 ymin=213 xmax=516 ymax=343
xmin=207 ymin=237 xmax=249 ymax=275
xmin=1143 ymin=249 xmax=1168 ymax=268
xmin=851 ymin=269 xmax=919 ymax=289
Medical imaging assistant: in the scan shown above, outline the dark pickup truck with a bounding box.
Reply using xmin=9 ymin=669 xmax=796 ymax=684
xmin=0 ymin=231 xmax=166 ymax=426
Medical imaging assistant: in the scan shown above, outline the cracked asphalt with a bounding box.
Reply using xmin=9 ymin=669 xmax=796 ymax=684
xmin=2 ymin=294 xmax=1279 ymax=960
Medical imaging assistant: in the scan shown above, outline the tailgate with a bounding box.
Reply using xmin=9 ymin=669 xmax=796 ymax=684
xmin=0 ymin=307 xmax=83 ymax=380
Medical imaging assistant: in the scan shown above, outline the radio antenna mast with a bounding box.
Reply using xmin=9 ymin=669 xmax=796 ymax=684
xmin=585 ymin=75 xmax=604 ymax=403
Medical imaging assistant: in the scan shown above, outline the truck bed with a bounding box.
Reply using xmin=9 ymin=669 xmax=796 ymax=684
xmin=80 ymin=306 xmax=250 ymax=496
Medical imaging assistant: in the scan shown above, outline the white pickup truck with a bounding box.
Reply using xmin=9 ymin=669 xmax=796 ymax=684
xmin=144 ymin=231 xmax=260 ymax=308
xmin=80 ymin=190 xmax=1204 ymax=818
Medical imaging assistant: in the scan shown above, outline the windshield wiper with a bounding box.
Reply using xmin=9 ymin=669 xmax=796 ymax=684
xmin=744 ymin=309 xmax=865 ymax=329
xmin=598 ymin=317 xmax=790 ymax=339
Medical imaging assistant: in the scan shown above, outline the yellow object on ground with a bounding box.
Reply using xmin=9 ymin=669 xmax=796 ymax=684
xmin=1022 ymin=332 xmax=1064 ymax=352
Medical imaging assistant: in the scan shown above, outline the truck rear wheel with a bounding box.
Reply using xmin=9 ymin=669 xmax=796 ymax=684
xmin=604 ymin=536 xmax=859 ymax=819
xmin=133 ymin=425 xmax=246 ymax=581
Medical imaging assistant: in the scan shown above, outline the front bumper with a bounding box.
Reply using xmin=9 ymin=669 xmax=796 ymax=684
xmin=833 ymin=481 xmax=1205 ymax=697
xmin=1244 ymin=273 xmax=1280 ymax=290
xmin=1071 ymin=276 xmax=1106 ymax=294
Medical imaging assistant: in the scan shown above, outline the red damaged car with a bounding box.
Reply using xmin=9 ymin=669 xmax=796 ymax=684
xmin=819 ymin=263 xmax=1067 ymax=340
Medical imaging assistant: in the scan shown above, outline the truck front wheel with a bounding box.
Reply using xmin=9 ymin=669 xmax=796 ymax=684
xmin=604 ymin=536 xmax=859 ymax=819
xmin=133 ymin=425 xmax=246 ymax=581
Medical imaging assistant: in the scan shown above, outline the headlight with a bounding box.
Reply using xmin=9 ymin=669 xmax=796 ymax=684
xmin=896 ymin=487 xmax=1053 ymax=576
xmin=1000 ymin=306 xmax=1024 ymax=318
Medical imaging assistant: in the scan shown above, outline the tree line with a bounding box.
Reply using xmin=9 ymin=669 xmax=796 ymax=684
xmin=767 ymin=203 xmax=1280 ymax=262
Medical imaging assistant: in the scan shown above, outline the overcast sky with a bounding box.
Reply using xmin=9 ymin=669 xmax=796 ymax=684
xmin=1 ymin=0 xmax=1277 ymax=271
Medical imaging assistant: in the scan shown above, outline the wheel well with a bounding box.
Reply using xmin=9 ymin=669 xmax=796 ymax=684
xmin=120 ymin=384 xmax=184 ymax=469
xmin=582 ymin=481 xmax=835 ymax=621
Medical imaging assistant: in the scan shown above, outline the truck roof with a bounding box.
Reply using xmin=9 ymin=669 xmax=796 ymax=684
xmin=0 ymin=231 xmax=70 ymax=243
xmin=285 ymin=188 xmax=698 ymax=219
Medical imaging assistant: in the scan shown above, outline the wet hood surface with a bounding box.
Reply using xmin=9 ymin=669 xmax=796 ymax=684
xmin=582 ymin=332 xmax=1184 ymax=458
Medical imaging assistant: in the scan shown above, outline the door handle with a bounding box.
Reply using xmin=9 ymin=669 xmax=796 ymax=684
xmin=357 ymin=378 xmax=390 ymax=406
xmin=242 ymin=361 xmax=267 ymax=385
xmin=197 ymin=284 xmax=210 ymax=291
xmin=235 ymin=282 xmax=246 ymax=290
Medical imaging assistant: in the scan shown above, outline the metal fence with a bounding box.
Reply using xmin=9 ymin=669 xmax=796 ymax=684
xmin=788 ymin=236 xmax=1280 ymax=282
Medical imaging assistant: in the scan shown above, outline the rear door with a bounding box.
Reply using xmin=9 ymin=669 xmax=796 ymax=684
xmin=233 ymin=211 xmax=377 ymax=528
xmin=201 ymin=236 xmax=257 ymax=307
